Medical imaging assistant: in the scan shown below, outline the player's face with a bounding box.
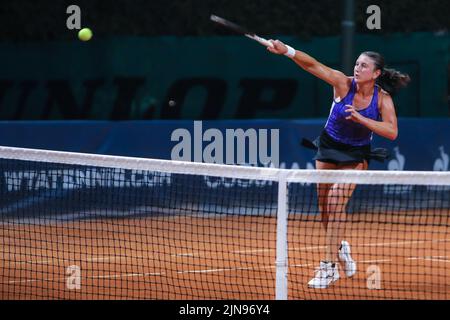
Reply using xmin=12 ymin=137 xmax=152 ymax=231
xmin=354 ymin=55 xmax=381 ymax=83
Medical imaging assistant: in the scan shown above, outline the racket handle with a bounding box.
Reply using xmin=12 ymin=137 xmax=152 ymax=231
xmin=245 ymin=34 xmax=274 ymax=48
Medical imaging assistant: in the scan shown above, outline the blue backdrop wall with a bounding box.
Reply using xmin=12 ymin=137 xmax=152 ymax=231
xmin=0 ymin=119 xmax=449 ymax=172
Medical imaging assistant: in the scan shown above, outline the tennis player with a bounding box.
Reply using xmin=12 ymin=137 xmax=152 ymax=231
xmin=267 ymin=40 xmax=410 ymax=289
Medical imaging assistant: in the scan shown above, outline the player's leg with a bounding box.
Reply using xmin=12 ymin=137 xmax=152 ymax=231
xmin=308 ymin=160 xmax=367 ymax=288
xmin=327 ymin=161 xmax=368 ymax=277
xmin=308 ymin=160 xmax=339 ymax=289
xmin=315 ymin=160 xmax=337 ymax=230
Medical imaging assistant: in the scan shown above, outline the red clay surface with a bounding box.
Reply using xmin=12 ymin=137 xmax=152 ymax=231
xmin=1 ymin=212 xmax=449 ymax=300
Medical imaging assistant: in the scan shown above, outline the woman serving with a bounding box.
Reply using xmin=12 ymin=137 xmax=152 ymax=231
xmin=267 ymin=40 xmax=410 ymax=289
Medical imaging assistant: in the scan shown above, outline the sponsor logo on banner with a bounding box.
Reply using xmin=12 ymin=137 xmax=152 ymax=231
xmin=429 ymin=145 xmax=450 ymax=191
xmin=384 ymin=147 xmax=412 ymax=194
xmin=433 ymin=146 xmax=449 ymax=172
xmin=2 ymin=168 xmax=171 ymax=192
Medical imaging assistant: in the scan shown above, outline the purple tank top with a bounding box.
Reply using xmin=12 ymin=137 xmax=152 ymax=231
xmin=325 ymin=79 xmax=380 ymax=146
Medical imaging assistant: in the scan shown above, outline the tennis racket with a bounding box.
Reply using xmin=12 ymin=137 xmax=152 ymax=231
xmin=210 ymin=14 xmax=274 ymax=48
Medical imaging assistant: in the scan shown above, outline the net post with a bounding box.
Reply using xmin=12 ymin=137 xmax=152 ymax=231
xmin=275 ymin=171 xmax=288 ymax=300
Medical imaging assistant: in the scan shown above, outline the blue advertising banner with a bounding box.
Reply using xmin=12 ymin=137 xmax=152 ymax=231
xmin=0 ymin=119 xmax=448 ymax=220
xmin=0 ymin=119 xmax=449 ymax=172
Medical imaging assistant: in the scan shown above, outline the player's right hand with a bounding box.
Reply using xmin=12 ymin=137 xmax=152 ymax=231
xmin=267 ymin=40 xmax=288 ymax=55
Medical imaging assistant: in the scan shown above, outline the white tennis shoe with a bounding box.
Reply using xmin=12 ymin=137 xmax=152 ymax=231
xmin=338 ymin=240 xmax=357 ymax=278
xmin=307 ymin=261 xmax=340 ymax=289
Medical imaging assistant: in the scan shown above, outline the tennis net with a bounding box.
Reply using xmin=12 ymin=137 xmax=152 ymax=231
xmin=0 ymin=146 xmax=449 ymax=299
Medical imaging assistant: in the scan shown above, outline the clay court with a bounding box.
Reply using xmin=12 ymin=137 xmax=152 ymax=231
xmin=1 ymin=212 xmax=449 ymax=300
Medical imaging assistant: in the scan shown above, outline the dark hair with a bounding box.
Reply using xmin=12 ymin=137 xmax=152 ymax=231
xmin=361 ymin=51 xmax=411 ymax=96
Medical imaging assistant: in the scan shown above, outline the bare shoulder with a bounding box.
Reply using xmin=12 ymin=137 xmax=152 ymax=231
xmin=378 ymin=88 xmax=394 ymax=111
xmin=342 ymin=76 xmax=353 ymax=90
xmin=379 ymin=88 xmax=390 ymax=97
xmin=333 ymin=76 xmax=352 ymax=100
xmin=334 ymin=74 xmax=352 ymax=87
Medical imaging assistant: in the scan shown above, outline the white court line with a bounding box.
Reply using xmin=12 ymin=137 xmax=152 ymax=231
xmin=173 ymin=244 xmax=327 ymax=257
xmin=291 ymin=245 xmax=327 ymax=251
xmin=172 ymin=253 xmax=197 ymax=257
xmin=407 ymin=256 xmax=450 ymax=263
xmin=361 ymin=240 xmax=428 ymax=247
xmin=423 ymin=258 xmax=450 ymax=263
xmin=290 ymin=259 xmax=393 ymax=268
xmin=7 ymin=255 xmax=141 ymax=266
xmin=177 ymin=264 xmax=275 ymax=274
xmin=178 ymin=268 xmax=242 ymax=274
xmin=173 ymin=248 xmax=272 ymax=256
xmin=232 ymin=249 xmax=272 ymax=254
xmin=9 ymin=278 xmax=55 ymax=284
xmin=359 ymin=259 xmax=393 ymax=264
xmin=89 ymin=257 xmax=121 ymax=262
xmin=290 ymin=263 xmax=314 ymax=268
xmin=93 ymin=272 xmax=163 ymax=279
xmin=9 ymin=272 xmax=164 ymax=284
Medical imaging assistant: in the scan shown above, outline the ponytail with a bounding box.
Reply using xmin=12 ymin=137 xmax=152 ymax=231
xmin=377 ymin=68 xmax=411 ymax=96
xmin=361 ymin=51 xmax=411 ymax=96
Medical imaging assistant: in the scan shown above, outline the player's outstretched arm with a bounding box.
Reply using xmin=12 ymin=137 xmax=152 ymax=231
xmin=268 ymin=39 xmax=351 ymax=97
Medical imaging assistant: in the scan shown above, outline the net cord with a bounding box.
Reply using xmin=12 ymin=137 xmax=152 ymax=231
xmin=1 ymin=145 xmax=449 ymax=185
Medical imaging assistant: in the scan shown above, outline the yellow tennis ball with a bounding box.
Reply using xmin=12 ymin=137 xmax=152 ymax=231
xmin=78 ymin=28 xmax=93 ymax=41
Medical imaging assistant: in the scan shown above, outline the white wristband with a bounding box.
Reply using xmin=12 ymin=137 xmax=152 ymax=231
xmin=284 ymin=45 xmax=296 ymax=58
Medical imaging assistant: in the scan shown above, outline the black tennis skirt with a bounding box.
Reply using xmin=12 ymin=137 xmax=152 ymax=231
xmin=301 ymin=130 xmax=390 ymax=165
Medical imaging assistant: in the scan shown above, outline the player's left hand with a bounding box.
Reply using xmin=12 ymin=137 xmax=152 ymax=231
xmin=345 ymin=105 xmax=364 ymax=123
